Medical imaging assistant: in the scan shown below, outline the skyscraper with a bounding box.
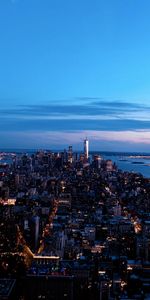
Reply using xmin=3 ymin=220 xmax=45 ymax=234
xmin=84 ymin=138 xmax=89 ymax=160
xmin=68 ymin=145 xmax=73 ymax=163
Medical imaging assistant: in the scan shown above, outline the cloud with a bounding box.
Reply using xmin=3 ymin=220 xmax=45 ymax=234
xmin=1 ymin=116 xmax=150 ymax=132
xmin=89 ymin=100 xmax=143 ymax=108
xmin=1 ymin=99 xmax=150 ymax=150
xmin=1 ymin=130 xmax=150 ymax=151
xmin=1 ymin=99 xmax=150 ymax=121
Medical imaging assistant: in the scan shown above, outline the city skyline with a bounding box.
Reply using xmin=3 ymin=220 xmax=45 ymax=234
xmin=1 ymin=0 xmax=150 ymax=151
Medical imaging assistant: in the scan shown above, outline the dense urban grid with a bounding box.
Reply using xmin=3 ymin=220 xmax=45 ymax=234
xmin=1 ymin=140 xmax=150 ymax=299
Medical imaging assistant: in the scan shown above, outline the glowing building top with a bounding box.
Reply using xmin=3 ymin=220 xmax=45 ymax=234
xmin=84 ymin=138 xmax=89 ymax=160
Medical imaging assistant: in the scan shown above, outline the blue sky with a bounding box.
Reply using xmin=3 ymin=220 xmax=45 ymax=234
xmin=0 ymin=0 xmax=150 ymax=151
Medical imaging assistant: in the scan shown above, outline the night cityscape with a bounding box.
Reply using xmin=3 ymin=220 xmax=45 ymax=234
xmin=1 ymin=140 xmax=150 ymax=299
xmin=1 ymin=0 xmax=150 ymax=299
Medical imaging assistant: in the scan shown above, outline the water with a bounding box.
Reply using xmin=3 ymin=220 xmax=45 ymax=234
xmin=100 ymin=153 xmax=150 ymax=178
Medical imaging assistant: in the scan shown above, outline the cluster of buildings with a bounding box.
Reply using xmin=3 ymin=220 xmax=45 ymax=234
xmin=0 ymin=139 xmax=150 ymax=299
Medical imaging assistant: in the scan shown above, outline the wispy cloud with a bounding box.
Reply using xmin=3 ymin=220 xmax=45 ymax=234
xmin=1 ymin=99 xmax=150 ymax=121
xmin=1 ymin=130 xmax=150 ymax=151
xmin=1 ymin=99 xmax=150 ymax=150
xmin=1 ymin=116 xmax=150 ymax=132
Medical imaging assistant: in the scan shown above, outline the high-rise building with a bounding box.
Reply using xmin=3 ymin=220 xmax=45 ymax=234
xmin=93 ymin=154 xmax=102 ymax=169
xmin=68 ymin=145 xmax=73 ymax=163
xmin=31 ymin=215 xmax=40 ymax=251
xmin=84 ymin=138 xmax=89 ymax=160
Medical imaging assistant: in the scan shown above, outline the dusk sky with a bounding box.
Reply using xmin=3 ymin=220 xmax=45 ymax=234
xmin=1 ymin=0 xmax=150 ymax=151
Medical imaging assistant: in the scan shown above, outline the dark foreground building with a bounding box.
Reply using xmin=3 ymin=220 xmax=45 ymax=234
xmin=0 ymin=279 xmax=17 ymax=300
xmin=22 ymin=275 xmax=74 ymax=300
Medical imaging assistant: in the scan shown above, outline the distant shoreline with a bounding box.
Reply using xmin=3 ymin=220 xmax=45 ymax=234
xmin=0 ymin=149 xmax=150 ymax=156
xmin=0 ymin=150 xmax=150 ymax=178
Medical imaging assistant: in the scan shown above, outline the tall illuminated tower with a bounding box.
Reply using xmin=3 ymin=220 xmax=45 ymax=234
xmin=84 ymin=138 xmax=89 ymax=160
xmin=68 ymin=145 xmax=73 ymax=163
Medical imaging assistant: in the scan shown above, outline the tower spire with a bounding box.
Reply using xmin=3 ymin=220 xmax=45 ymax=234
xmin=84 ymin=137 xmax=89 ymax=160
